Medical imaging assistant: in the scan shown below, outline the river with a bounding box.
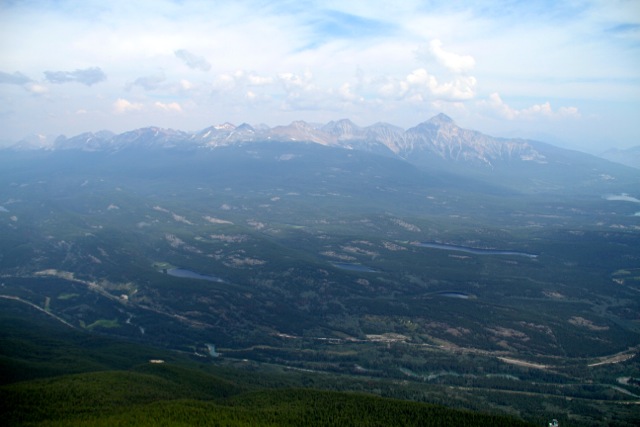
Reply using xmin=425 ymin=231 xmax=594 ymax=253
xmin=416 ymin=242 xmax=537 ymax=258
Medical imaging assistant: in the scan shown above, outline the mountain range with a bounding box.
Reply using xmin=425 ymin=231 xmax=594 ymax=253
xmin=10 ymin=114 xmax=546 ymax=166
xmin=11 ymin=113 xmax=639 ymax=196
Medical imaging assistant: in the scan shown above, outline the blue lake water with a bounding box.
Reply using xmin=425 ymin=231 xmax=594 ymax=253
xmin=416 ymin=242 xmax=537 ymax=258
xmin=332 ymin=263 xmax=378 ymax=272
xmin=166 ymin=268 xmax=225 ymax=283
xmin=437 ymin=291 xmax=470 ymax=299
xmin=206 ymin=344 xmax=220 ymax=357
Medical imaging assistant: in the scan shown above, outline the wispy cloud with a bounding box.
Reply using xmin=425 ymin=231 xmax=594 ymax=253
xmin=175 ymin=49 xmax=211 ymax=72
xmin=428 ymin=39 xmax=475 ymax=74
xmin=0 ymin=71 xmax=48 ymax=95
xmin=0 ymin=71 xmax=32 ymax=85
xmin=478 ymin=93 xmax=580 ymax=120
xmin=44 ymin=67 xmax=106 ymax=86
xmin=306 ymin=10 xmax=396 ymax=43
xmin=128 ymin=74 xmax=166 ymax=91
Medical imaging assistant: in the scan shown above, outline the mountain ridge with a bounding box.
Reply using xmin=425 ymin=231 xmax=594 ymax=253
xmin=10 ymin=114 xmax=546 ymax=167
xmin=9 ymin=114 xmax=640 ymax=192
xmin=600 ymin=145 xmax=640 ymax=169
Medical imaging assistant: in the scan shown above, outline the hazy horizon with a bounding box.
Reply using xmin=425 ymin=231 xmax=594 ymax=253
xmin=1 ymin=0 xmax=639 ymax=153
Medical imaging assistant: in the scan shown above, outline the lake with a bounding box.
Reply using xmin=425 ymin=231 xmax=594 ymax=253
xmin=332 ymin=263 xmax=378 ymax=272
xmin=166 ymin=268 xmax=225 ymax=283
xmin=436 ymin=291 xmax=470 ymax=299
xmin=416 ymin=242 xmax=537 ymax=258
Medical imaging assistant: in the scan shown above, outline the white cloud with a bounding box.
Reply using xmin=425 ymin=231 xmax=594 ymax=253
xmin=246 ymin=73 xmax=273 ymax=86
xmin=479 ymin=92 xmax=580 ymax=120
xmin=26 ymin=83 xmax=48 ymax=94
xmin=557 ymin=106 xmax=580 ymax=118
xmin=211 ymin=70 xmax=274 ymax=95
xmin=429 ymin=39 xmax=476 ymax=73
xmin=278 ymin=71 xmax=315 ymax=91
xmin=338 ymin=82 xmax=362 ymax=102
xmin=113 ymin=98 xmax=143 ymax=114
xmin=278 ymin=71 xmax=317 ymax=100
xmin=377 ymin=68 xmax=476 ymax=102
xmin=154 ymin=101 xmax=182 ymax=112
xmin=369 ymin=40 xmax=478 ymax=104
xmin=213 ymin=74 xmax=237 ymax=91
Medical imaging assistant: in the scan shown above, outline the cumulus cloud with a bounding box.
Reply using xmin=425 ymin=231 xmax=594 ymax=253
xmin=429 ymin=39 xmax=475 ymax=73
xmin=44 ymin=67 xmax=106 ymax=86
xmin=278 ymin=71 xmax=316 ymax=92
xmin=373 ymin=40 xmax=478 ymax=104
xmin=154 ymin=101 xmax=182 ymax=112
xmin=245 ymin=73 xmax=273 ymax=86
xmin=26 ymin=83 xmax=48 ymax=94
xmin=213 ymin=74 xmax=237 ymax=91
xmin=557 ymin=106 xmax=580 ymax=117
xmin=338 ymin=82 xmax=362 ymax=102
xmin=278 ymin=71 xmax=319 ymax=101
xmin=213 ymin=70 xmax=273 ymax=93
xmin=479 ymin=92 xmax=580 ymax=120
xmin=377 ymin=68 xmax=476 ymax=102
xmin=113 ymin=98 xmax=143 ymax=114
xmin=175 ymin=49 xmax=211 ymax=72
xmin=276 ymin=71 xmax=333 ymax=110
xmin=180 ymin=79 xmax=194 ymax=90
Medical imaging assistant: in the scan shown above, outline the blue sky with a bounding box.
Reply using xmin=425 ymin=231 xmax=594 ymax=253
xmin=0 ymin=0 xmax=639 ymax=152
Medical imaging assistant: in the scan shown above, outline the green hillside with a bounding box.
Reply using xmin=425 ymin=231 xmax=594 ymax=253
xmin=0 ymin=307 xmax=536 ymax=427
xmin=2 ymin=373 xmax=536 ymax=426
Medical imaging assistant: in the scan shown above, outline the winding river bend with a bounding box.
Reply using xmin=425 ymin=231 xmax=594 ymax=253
xmin=416 ymin=242 xmax=537 ymax=258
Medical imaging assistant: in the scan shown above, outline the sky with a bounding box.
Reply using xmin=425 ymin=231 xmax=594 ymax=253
xmin=1 ymin=0 xmax=639 ymax=153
